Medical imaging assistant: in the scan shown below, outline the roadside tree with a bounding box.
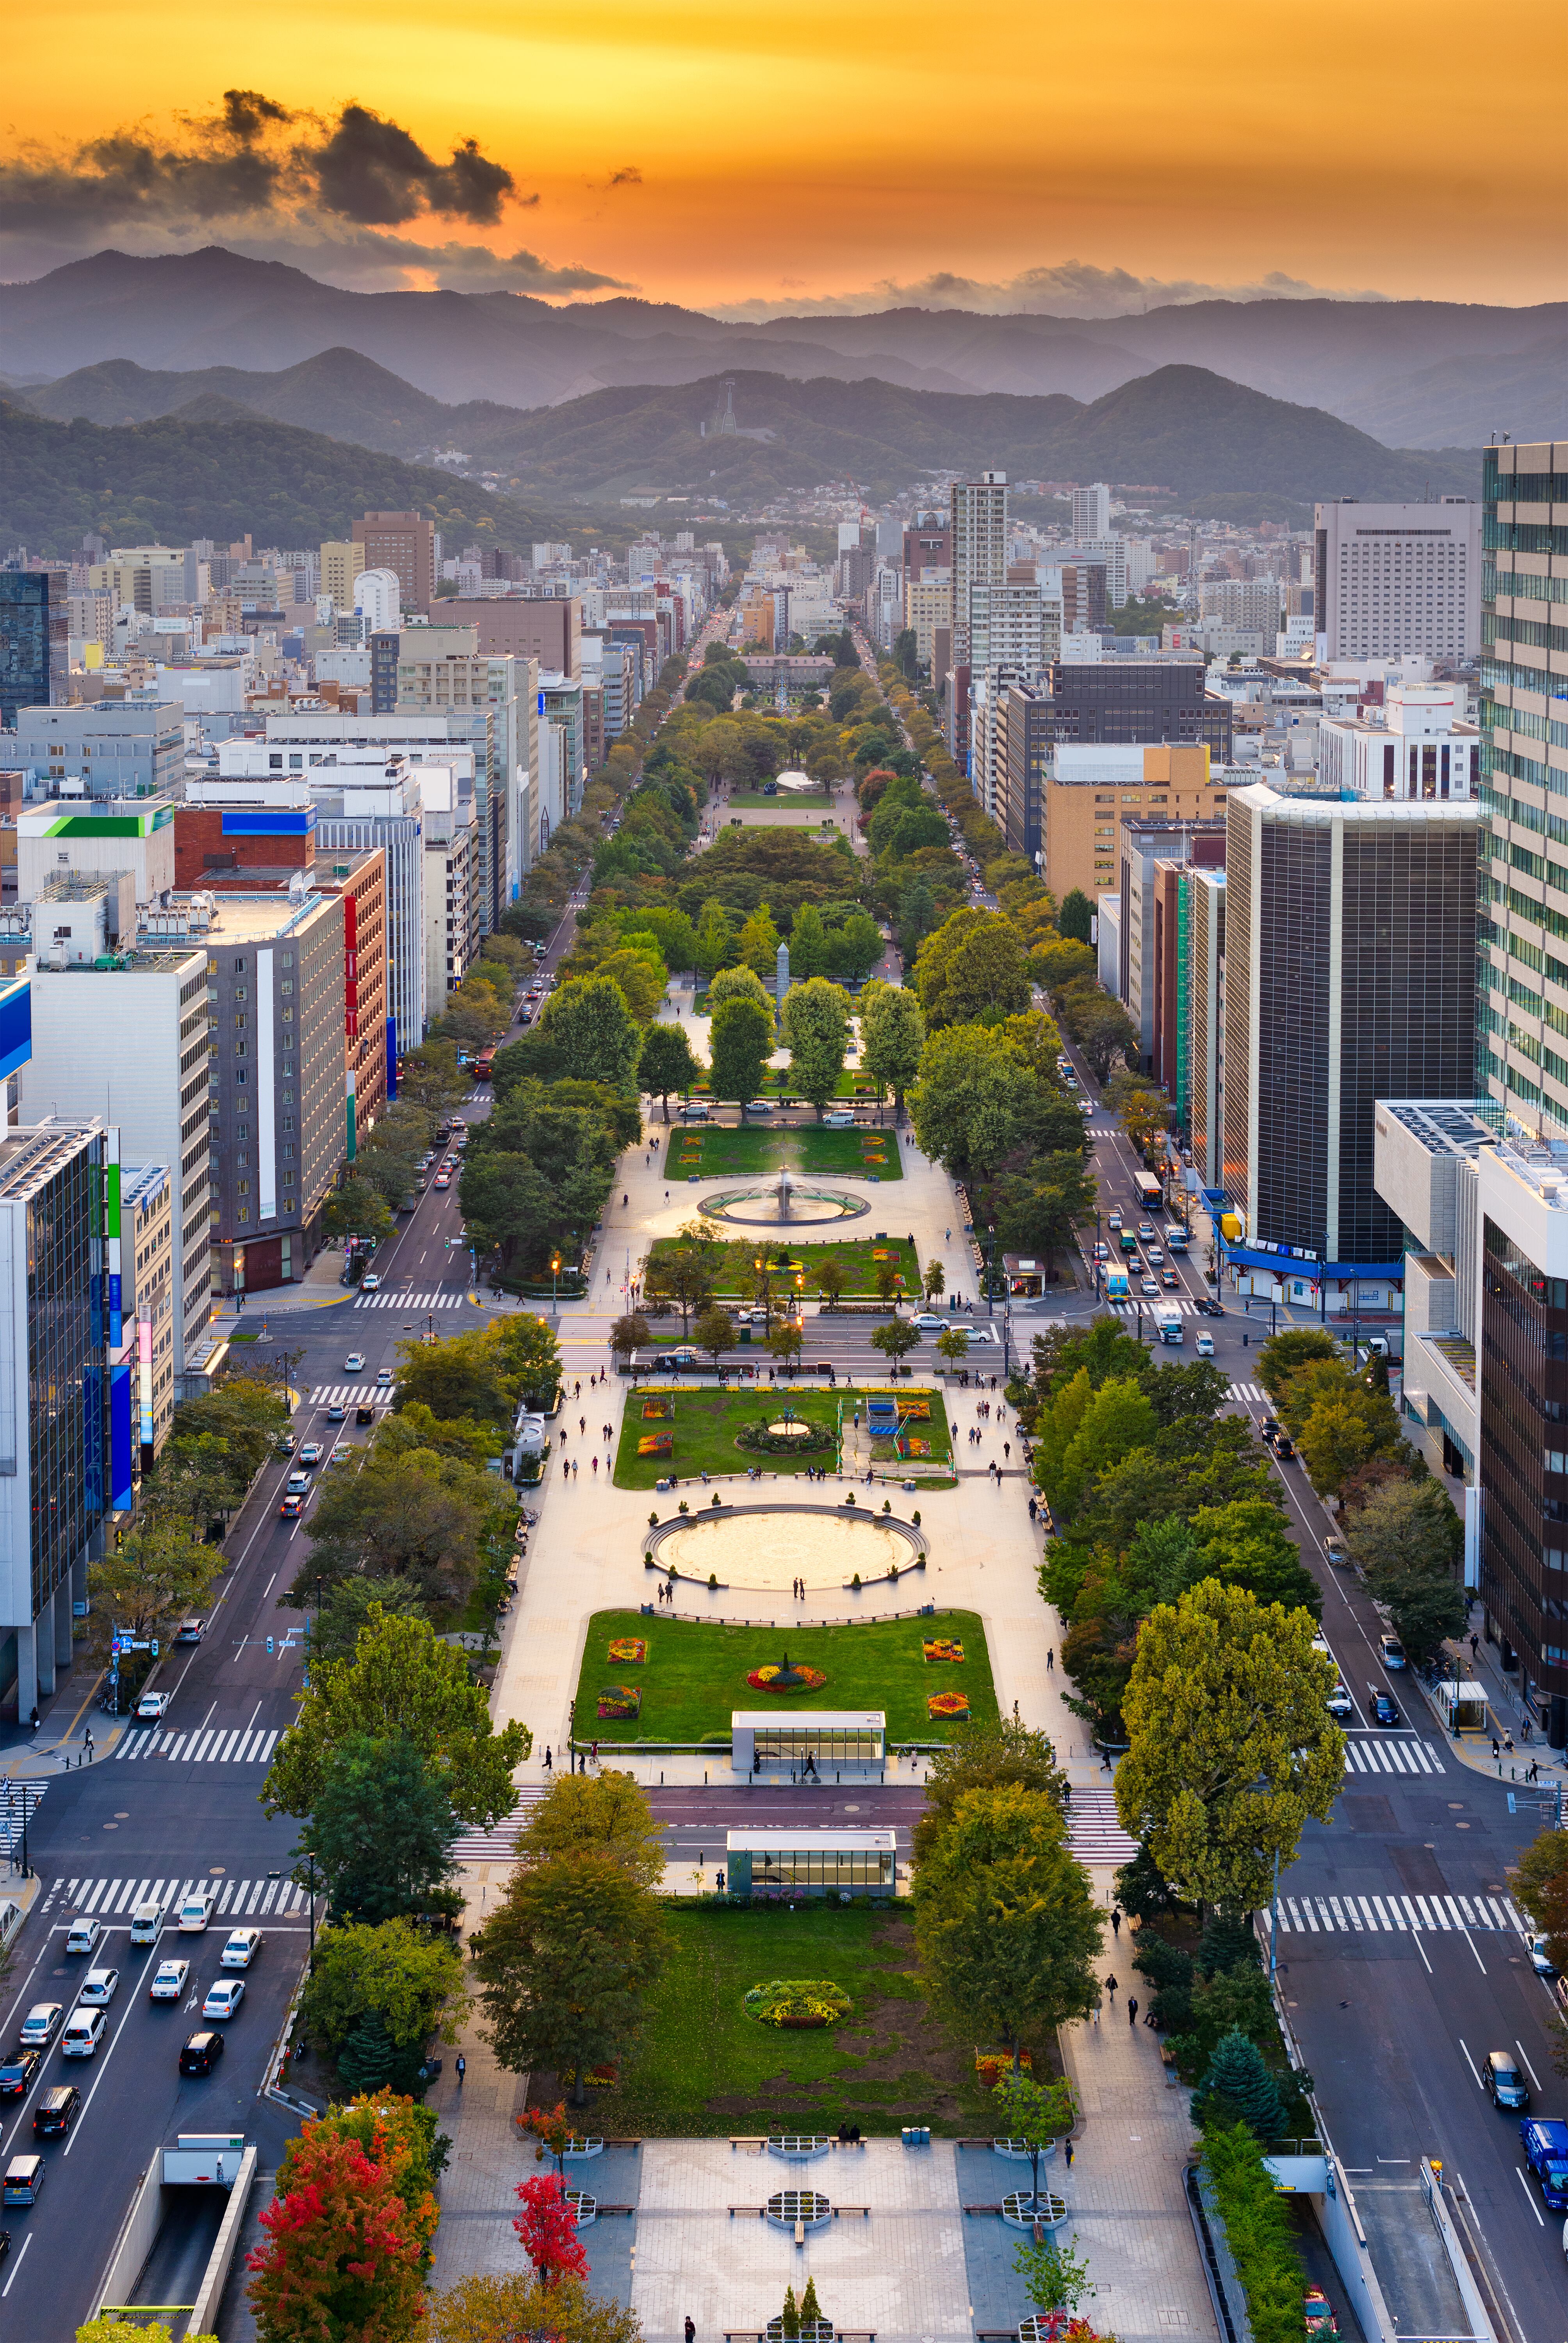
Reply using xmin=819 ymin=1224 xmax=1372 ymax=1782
xmin=470 ymin=1853 xmax=665 ymax=2104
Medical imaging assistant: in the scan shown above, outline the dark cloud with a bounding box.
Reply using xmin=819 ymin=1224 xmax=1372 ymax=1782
xmin=306 ymin=103 xmax=513 ymax=226
xmin=608 ymin=166 xmax=643 ymax=187
xmin=0 ymin=94 xmax=522 ymax=270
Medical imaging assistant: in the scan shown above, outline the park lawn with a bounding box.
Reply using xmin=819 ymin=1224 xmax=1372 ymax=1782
xmin=572 ymin=1607 xmax=996 ymax=1746
xmin=614 ymin=1385 xmax=843 ymax=1485
xmin=668 ymin=1125 xmax=902 ymax=1181
xmin=553 ymin=1901 xmax=1019 ymax=2136
xmin=858 ymin=1385 xmax=954 ymax=1469
xmin=643 ymin=1235 xmax=921 ymax=1298
xmin=728 ymin=791 xmax=836 ymax=810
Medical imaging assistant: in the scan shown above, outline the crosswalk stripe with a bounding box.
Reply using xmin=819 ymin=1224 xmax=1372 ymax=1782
xmin=352 ymin=1292 xmax=464 ymax=1311
xmin=1278 ymin=1890 xmax=1519 ymax=1936
xmin=307 ymin=1385 xmax=397 ymax=1407
xmin=1343 ymin=1735 xmax=1443 ymax=1776
xmin=52 ymin=1876 xmax=314 ymax=1920
xmin=115 ymin=1723 xmax=278 ymax=1765
xmin=1227 ymin=1382 xmax=1265 ymax=1403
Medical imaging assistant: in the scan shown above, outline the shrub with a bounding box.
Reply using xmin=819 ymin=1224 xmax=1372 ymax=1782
xmin=1201 ymin=2120 xmax=1310 ymax=2343
xmin=743 ymin=1977 xmax=852 ymax=2027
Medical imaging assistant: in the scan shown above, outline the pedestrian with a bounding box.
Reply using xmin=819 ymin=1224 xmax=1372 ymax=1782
xmin=685 ymin=2320 xmax=697 ymax=2343
xmin=592 ymin=1455 xmax=598 ymax=1475
xmin=1064 ymin=2136 xmax=1074 ymax=2168
xmin=575 ymin=1380 xmax=581 ymax=1398
xmin=1046 ymin=1649 xmax=1054 ymax=1671
xmin=591 ymin=1741 xmax=599 ymax=1765
xmin=1028 ymin=1496 xmax=1038 ymax=1521
xmin=1470 ymin=1633 xmax=1480 ymax=1660
xmin=1003 ymin=1441 xmax=1010 ymax=1461
xmin=1127 ymin=1997 xmax=1138 ymax=2026
xmin=579 ymin=1415 xmax=586 ymax=1434
xmin=1012 ymin=1699 xmax=1020 ymax=1721
xmin=544 ymin=1746 xmax=552 ymax=1771
xmin=1105 ymin=1974 xmax=1118 ymax=2003
xmin=1504 ymin=1731 xmax=1515 ymax=1755
xmin=1528 ymin=1758 xmax=1540 ymax=1783
xmin=572 ymin=1458 xmax=579 ymax=1479
xmin=1491 ymin=1735 xmax=1500 ymax=1759
xmin=456 ymin=2053 xmax=467 ymax=2084
xmin=1110 ymin=1906 xmax=1121 ymax=1938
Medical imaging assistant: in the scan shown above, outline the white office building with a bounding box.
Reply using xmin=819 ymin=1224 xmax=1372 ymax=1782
xmin=1313 ymin=500 xmax=1481 ymax=661
xmin=1072 ymin=484 xmax=1112 ymax=542
xmin=1318 ymin=679 xmax=1480 ymax=801
xmin=949 ymin=474 xmax=1009 ymax=664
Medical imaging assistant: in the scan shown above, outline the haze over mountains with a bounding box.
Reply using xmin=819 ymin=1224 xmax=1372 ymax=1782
xmin=10 ymin=354 xmax=1481 ymax=511
xmin=2 ymin=247 xmax=1563 ymax=448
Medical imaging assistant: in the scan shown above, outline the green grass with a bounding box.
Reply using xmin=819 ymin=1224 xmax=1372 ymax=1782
xmin=643 ymin=1235 xmax=921 ymax=1298
xmin=572 ymin=1607 xmax=992 ymax=1744
xmin=668 ymin=1125 xmax=902 ymax=1181
xmin=562 ymin=1902 xmax=1018 ymax=2136
xmin=614 ymin=1384 xmax=952 ymax=1483
xmin=728 ymin=791 xmax=836 ymax=810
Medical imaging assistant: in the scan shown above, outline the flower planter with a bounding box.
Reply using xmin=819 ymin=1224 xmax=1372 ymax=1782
xmin=766 ymin=2189 xmax=832 ymax=2230
xmin=566 ymin=2188 xmax=598 ymax=2228
xmin=766 ymin=2134 xmax=833 ymax=2160
xmin=1000 ymin=2191 xmax=1068 ymax=2231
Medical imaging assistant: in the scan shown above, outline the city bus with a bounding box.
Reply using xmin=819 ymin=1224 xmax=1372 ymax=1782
xmin=1133 ymin=1170 xmax=1164 ymax=1213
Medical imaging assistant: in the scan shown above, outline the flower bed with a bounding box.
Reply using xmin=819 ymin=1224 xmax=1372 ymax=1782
xmin=638 ymin=1433 xmax=673 ymax=1457
xmin=922 ymin=1638 xmax=965 ymax=1664
xmin=737 ymin=1418 xmax=834 ymax=1456
xmin=748 ymin=1663 xmax=828 ymax=1691
xmin=928 ymin=1690 xmax=970 ymax=1719
xmin=974 ymin=2050 xmax=1033 ymax=2087
xmin=642 ymin=1396 xmax=674 ymax=1420
xmin=744 ymin=1978 xmax=852 ymax=2028
xmin=597 ymin=1684 xmax=642 ymax=1719
xmin=607 ymin=1637 xmax=647 ymax=1664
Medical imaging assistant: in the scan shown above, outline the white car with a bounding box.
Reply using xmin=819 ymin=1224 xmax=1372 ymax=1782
xmin=78 ymin=1967 xmax=119 ymax=2006
xmin=149 ymin=1959 xmax=190 ymax=2002
xmin=64 ymin=1917 xmax=102 ymax=1957
xmin=911 ymin=1313 xmax=948 ymax=1332
xmin=344 ymin=1353 xmax=366 ymax=1373
xmin=18 ymin=2004 xmax=62 ymax=2049
xmin=1311 ymin=1628 xmax=1332 ymax=1658
xmin=136 ymin=1690 xmax=170 ymax=1722
xmin=202 ymin=1977 xmax=246 ymax=2021
xmin=220 ymin=1927 xmax=263 ymax=1970
xmin=1196 ymin=1332 xmax=1215 ymax=1357
xmin=360 ymin=1273 xmax=381 ymax=1292
xmin=177 ymin=1890 xmax=215 ymax=1934
xmin=1327 ymin=1681 xmax=1354 ymax=1721
xmin=1527 ymin=1932 xmax=1557 ymax=1977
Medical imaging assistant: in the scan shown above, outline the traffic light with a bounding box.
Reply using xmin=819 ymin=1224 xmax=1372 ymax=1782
xmin=266 ymin=1635 xmax=274 ymax=1655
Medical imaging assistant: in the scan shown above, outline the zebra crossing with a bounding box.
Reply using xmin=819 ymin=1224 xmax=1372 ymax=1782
xmin=308 ymin=1385 xmax=394 ymax=1410
xmin=1228 ymin=1382 xmax=1266 ymax=1403
xmin=1065 ymin=1788 xmax=1138 ymax=1864
xmin=0 ymin=1784 xmax=45 ymax=1858
xmin=1343 ymin=1732 xmax=1445 ymax=1776
xmin=450 ymin=1787 xmax=549 ymax=1865
xmin=116 ymin=1723 xmax=281 ymax=1766
xmin=353 ymin=1290 xmax=465 ymax=1311
xmin=1106 ymin=1293 xmax=1200 ymax=1316
xmin=49 ymin=1874 xmax=315 ymax=1922
xmin=1278 ymin=1888 xmax=1526 ymax=1937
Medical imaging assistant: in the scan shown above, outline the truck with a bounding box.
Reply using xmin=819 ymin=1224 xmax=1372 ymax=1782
xmin=1521 ymin=2118 xmax=1568 ymax=2211
xmin=1156 ymin=1309 xmax=1184 ymax=1345
xmin=1165 ymin=1224 xmax=1190 ymax=1253
xmin=1103 ymin=1270 xmax=1131 ymax=1304
xmin=1119 ymin=1227 xmax=1139 ymax=1254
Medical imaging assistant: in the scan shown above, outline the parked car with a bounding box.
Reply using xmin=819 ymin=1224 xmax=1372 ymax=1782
xmin=1324 ymin=1534 xmax=1352 ymax=1568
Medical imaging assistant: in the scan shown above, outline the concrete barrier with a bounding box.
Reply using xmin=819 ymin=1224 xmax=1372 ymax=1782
xmin=95 ymin=2158 xmax=164 ymax=2320
xmin=186 ymin=2143 xmax=258 ymax=2336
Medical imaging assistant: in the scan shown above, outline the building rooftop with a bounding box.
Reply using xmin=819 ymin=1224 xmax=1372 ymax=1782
xmin=122 ymin=1163 xmax=171 ymax=1213
xmin=725 ymin=1830 xmax=896 ymax=1854
xmin=1377 ymin=1100 xmax=1499 ymax=1158
xmin=0 ymin=1118 xmax=102 ymax=1202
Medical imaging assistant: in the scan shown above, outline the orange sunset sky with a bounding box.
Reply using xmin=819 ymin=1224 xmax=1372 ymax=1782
xmin=4 ymin=0 xmax=1564 ymax=310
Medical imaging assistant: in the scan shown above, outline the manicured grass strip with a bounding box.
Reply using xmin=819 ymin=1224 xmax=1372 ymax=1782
xmin=643 ymin=1235 xmax=920 ymax=1297
xmin=576 ymin=1903 xmax=1006 ymax=2137
xmin=572 ymin=1607 xmax=995 ymax=1744
xmin=728 ymin=792 xmax=836 ymax=809
xmin=669 ymin=1125 xmax=903 ymax=1181
xmin=614 ymin=1386 xmax=843 ymax=1486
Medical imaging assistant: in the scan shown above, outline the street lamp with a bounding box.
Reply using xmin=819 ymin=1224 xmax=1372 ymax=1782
xmin=987 ymin=1224 xmax=996 ymax=1319
xmin=551 ymin=1252 xmax=561 ymax=1314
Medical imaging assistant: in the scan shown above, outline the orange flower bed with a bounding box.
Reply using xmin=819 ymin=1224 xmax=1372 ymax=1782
xmin=975 ymin=2050 xmax=1034 ymax=2086
xmin=607 ymin=1637 xmax=647 ymax=1664
xmin=927 ymin=1690 xmax=971 ymax=1719
xmin=747 ymin=1663 xmax=827 ymax=1691
xmin=922 ymin=1638 xmax=965 ymax=1663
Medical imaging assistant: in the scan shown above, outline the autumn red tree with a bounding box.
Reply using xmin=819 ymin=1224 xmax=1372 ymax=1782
xmin=517 ymin=2100 xmax=576 ymax=2180
xmin=248 ymin=2116 xmax=436 ymax=2341
xmin=514 ymin=2174 xmax=590 ymax=2289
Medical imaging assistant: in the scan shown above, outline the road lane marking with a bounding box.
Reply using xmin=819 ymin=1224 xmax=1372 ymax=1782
xmin=61 ymin=1941 xmax=160 ymax=2155
xmin=1413 ymin=1931 xmax=1433 ymax=1974
xmin=1515 ymin=2039 xmax=1542 ymax=2090
xmin=1 ymin=2234 xmax=32 ymax=2293
xmin=1460 ymin=1929 xmax=1487 ymax=1973
xmin=1458 ymin=2037 xmax=1484 ymax=2086
xmin=1513 ymin=2165 xmax=1545 ymax=2225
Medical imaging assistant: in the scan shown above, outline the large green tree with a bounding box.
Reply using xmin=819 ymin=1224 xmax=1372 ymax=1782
xmin=264 ymin=1607 xmax=529 ymax=1829
xmin=708 ymin=993 xmax=775 ymax=1113
xmin=300 ymin=1915 xmax=468 ymax=2058
xmin=1115 ymin=1581 xmax=1343 ymax=1912
xmin=782 ymin=977 xmax=852 ymax=1116
xmin=637 ymin=1021 xmax=701 ymax=1121
xmin=513 ymin=1769 xmax=665 ymax=1888
xmin=913 ymin=1784 xmax=1103 ymax=2068
xmin=857 ymin=981 xmax=925 ymax=1116
xmin=296 ymin=1732 xmax=460 ymax=1926
xmin=996 ymin=1152 xmax=1098 ymax=1266
xmin=470 ymin=1853 xmax=664 ymax=2104
xmin=914 ymin=909 xmax=1033 ymax=1028
xmin=536 ymin=976 xmax=641 ymax=1093
xmin=911 ymin=1024 xmax=1042 ymax=1177
xmin=913 ymin=1720 xmax=1067 ymax=1863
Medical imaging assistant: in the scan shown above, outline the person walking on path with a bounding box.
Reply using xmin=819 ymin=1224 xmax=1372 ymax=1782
xmin=1063 ymin=2136 xmax=1073 ymax=2169
xmin=456 ymin=2054 xmax=467 ymax=2084
xmin=1126 ymin=1997 xmax=1138 ymax=2026
xmin=1046 ymin=1649 xmax=1053 ymax=1671
xmin=1110 ymin=1906 xmax=1121 ymax=1937
xmin=685 ymin=2321 xmax=697 ymax=2343
xmin=1105 ymin=1974 xmax=1118 ymax=2004
xmin=543 ymin=1747 xmax=552 ymax=1771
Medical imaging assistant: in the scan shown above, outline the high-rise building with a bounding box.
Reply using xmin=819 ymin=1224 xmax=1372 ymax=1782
xmin=18 ymin=943 xmax=211 ymax=1378
xmin=1199 ymin=579 xmax=1285 ymax=636
xmin=949 ymin=474 xmax=1009 ymax=664
xmin=0 ymin=572 xmax=69 ymax=728
xmin=310 ymin=849 xmax=388 ymax=1155
xmin=903 ymin=522 xmax=951 ymax=580
xmin=903 ymin=574 xmax=951 ymax=672
xmin=11 ymin=703 xmax=184 ymax=799
xmin=320 ymin=540 xmax=365 ymax=612
xmin=200 ymin=887 xmax=348 ymax=1297
xmin=1187 ymin=869 xmax=1227 ymax=1184
xmin=352 ymin=514 xmax=434 ymax=617
xmin=442 ymin=596 xmax=581 ymax=681
xmin=1221 ymin=781 xmax=1478 ymax=1298
xmin=394 ymin=628 xmax=533 ymax=925
xmin=1120 ymin=819 xmax=1225 ymax=1070
xmin=967 ymin=580 xmax=1062 ymax=677
xmin=1313 ymin=499 xmax=1481 ymax=661
xmin=0 ymin=1113 xmax=114 ymax=1720
xmin=423 ymin=772 xmax=478 ymax=1021
xmin=1072 ymin=483 xmax=1111 ymax=542
xmin=1477 ymin=439 xmax=1568 ymax=1134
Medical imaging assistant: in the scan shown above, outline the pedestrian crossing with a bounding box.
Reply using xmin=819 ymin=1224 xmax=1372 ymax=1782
xmin=116 ymin=1724 xmax=281 ymax=1766
xmin=0 ymin=1785 xmax=45 ymax=1858
xmin=1106 ymin=1294 xmax=1201 ymax=1316
xmin=353 ymin=1290 xmax=465 ymax=1311
xmin=1343 ymin=1733 xmax=1445 ymax=1776
xmin=450 ymin=1787 xmax=549 ymax=1865
xmin=1278 ymin=1888 xmax=1526 ymax=1936
xmin=1066 ymin=1788 xmax=1138 ymax=1864
xmin=308 ymin=1385 xmax=394 ymax=1410
xmin=1228 ymin=1382 xmax=1266 ymax=1403
xmin=50 ymin=1874 xmax=315 ymax=1920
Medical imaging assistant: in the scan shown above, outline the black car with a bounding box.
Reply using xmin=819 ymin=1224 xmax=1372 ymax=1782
xmin=32 ymin=2086 xmax=79 ymax=2138
xmin=1368 ymin=1686 xmax=1400 ymax=1727
xmin=180 ymin=2030 xmax=225 ymax=2077
xmin=0 ymin=2052 xmax=38 ymax=2099
xmin=1272 ymin=1434 xmax=1297 ymax=1462
xmin=1195 ymin=1297 xmax=1224 ymax=1318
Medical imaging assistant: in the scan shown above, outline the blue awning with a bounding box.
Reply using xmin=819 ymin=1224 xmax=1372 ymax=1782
xmin=1223 ymin=1246 xmax=1404 ymax=1281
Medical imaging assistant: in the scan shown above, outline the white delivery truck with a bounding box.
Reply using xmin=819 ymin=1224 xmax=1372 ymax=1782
xmin=1156 ymin=1308 xmax=1184 ymax=1345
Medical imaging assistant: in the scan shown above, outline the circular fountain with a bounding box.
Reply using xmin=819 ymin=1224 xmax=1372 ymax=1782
xmin=703 ymin=1164 xmax=868 ymax=1228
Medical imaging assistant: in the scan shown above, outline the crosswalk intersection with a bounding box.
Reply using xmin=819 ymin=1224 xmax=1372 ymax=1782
xmin=353 ymin=1290 xmax=465 ymax=1311
xmin=450 ymin=1787 xmax=549 ymax=1864
xmin=47 ymin=1873 xmax=315 ymax=1921
xmin=116 ymin=1723 xmax=281 ymax=1765
xmin=308 ymin=1385 xmax=395 ymax=1410
xmin=1343 ymin=1732 xmax=1445 ymax=1776
xmin=1105 ymin=1294 xmax=1203 ymax=1316
xmin=1228 ymin=1381 xmax=1266 ymax=1404
xmin=1278 ymin=1888 xmax=1526 ymax=1937
xmin=1065 ymin=1788 xmax=1138 ymax=1864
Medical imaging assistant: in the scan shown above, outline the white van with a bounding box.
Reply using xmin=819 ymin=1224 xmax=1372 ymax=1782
xmin=823 ymin=1110 xmax=855 ymax=1127
xmin=177 ymin=1888 xmax=215 ymax=1934
xmin=61 ymin=2008 xmax=105 ymax=2058
xmin=129 ymin=1904 xmax=163 ymax=1947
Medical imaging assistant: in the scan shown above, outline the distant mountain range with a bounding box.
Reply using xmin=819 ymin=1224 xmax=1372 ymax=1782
xmin=1 ymin=247 xmax=1562 ymax=447
xmin=9 ymin=354 xmax=1481 ymax=515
